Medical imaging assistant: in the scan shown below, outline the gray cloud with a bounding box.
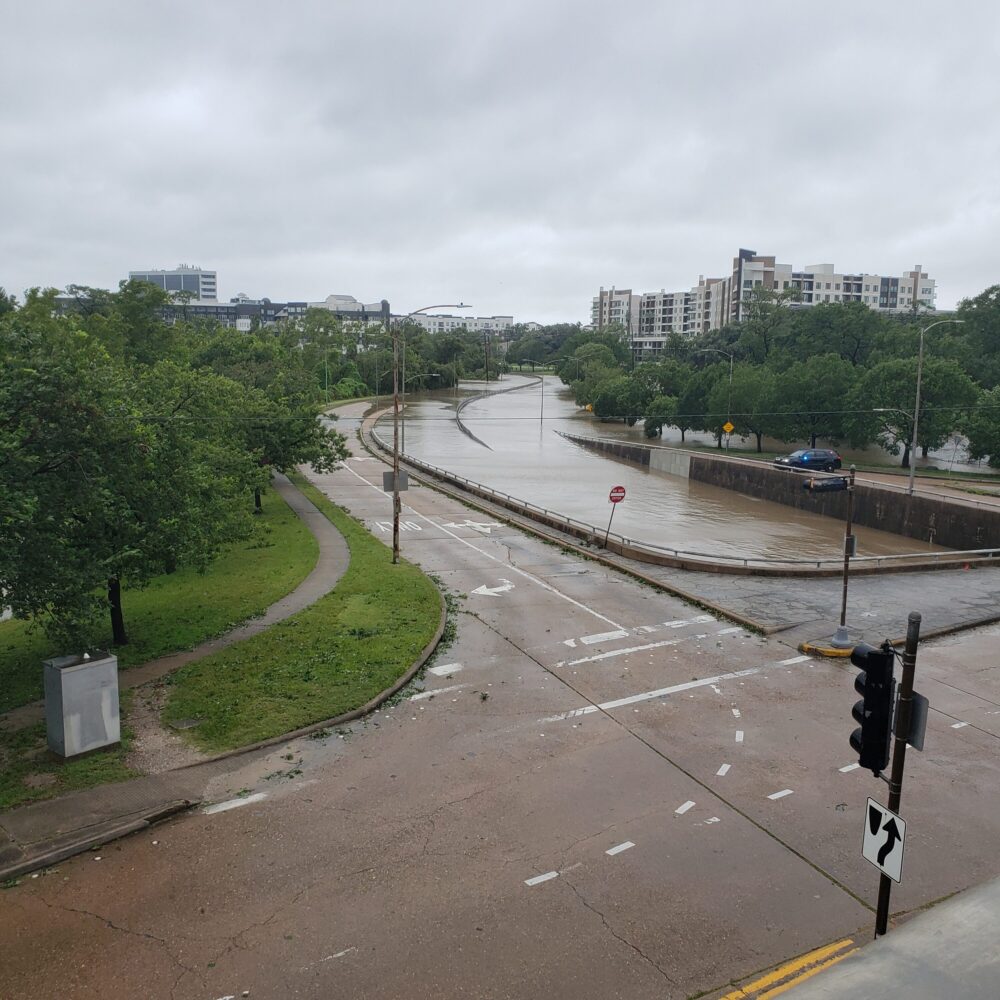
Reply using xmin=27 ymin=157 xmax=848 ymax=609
xmin=3 ymin=1 xmax=998 ymax=321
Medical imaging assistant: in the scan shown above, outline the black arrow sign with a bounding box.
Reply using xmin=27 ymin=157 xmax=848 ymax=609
xmin=877 ymin=817 xmax=901 ymax=866
xmin=868 ymin=803 xmax=882 ymax=836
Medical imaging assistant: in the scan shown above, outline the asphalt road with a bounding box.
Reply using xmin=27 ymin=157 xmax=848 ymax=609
xmin=3 ymin=443 xmax=1000 ymax=999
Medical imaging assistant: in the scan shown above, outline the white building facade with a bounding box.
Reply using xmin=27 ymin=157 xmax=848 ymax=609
xmin=593 ymin=250 xmax=937 ymax=356
xmin=404 ymin=314 xmax=515 ymax=335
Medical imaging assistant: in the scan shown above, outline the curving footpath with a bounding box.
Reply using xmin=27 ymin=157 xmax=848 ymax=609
xmin=0 ymin=473 xmax=350 ymax=733
xmin=0 ymin=471 xmax=446 ymax=881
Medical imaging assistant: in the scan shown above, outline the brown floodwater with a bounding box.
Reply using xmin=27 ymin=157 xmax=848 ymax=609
xmin=372 ymin=377 xmax=946 ymax=562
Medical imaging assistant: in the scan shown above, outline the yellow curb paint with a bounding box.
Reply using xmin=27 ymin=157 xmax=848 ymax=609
xmin=718 ymin=938 xmax=854 ymax=999
xmin=798 ymin=641 xmax=854 ymax=658
xmin=757 ymin=948 xmax=859 ymax=998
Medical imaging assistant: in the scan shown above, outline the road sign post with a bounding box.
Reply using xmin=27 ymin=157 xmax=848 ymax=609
xmin=604 ymin=486 xmax=625 ymax=548
xmin=873 ymin=611 xmax=922 ymax=937
xmin=832 ymin=465 xmax=857 ymax=648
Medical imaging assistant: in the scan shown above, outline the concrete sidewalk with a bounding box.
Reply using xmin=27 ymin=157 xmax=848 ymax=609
xmin=0 ymin=474 xmax=351 ymax=880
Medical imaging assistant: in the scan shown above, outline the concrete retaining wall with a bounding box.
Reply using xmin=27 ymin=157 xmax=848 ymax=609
xmin=559 ymin=433 xmax=1000 ymax=551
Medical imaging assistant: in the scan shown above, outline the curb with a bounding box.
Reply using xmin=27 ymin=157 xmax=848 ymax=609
xmin=0 ymin=494 xmax=449 ymax=881
xmin=176 ymin=583 xmax=448 ymax=770
xmin=798 ymin=640 xmax=856 ymax=658
xmin=0 ymin=800 xmax=193 ymax=883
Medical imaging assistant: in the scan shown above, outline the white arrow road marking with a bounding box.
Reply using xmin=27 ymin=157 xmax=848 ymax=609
xmin=443 ymin=519 xmax=502 ymax=535
xmin=338 ymin=462 xmax=624 ymax=628
xmin=472 ymin=578 xmax=515 ymax=596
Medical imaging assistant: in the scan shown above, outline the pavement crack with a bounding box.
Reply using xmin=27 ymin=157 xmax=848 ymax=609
xmin=34 ymin=895 xmax=203 ymax=987
xmin=563 ymin=877 xmax=677 ymax=986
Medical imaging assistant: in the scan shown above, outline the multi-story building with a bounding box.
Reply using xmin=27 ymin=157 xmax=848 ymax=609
xmin=594 ymin=250 xmax=937 ymax=357
xmin=591 ymin=288 xmax=640 ymax=337
xmin=405 ymin=314 xmax=515 ymax=335
xmin=128 ymin=264 xmax=217 ymax=301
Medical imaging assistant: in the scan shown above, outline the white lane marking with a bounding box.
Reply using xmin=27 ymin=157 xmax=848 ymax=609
xmin=472 ymin=579 xmax=515 ymax=596
xmin=542 ymin=659 xmax=813 ymax=723
xmin=731 ymin=708 xmax=742 ymax=718
xmin=665 ymin=615 xmax=715 ymax=628
xmin=579 ymin=629 xmax=630 ymax=645
xmin=563 ymin=638 xmax=577 ymax=648
xmin=203 ymin=792 xmax=267 ymax=815
xmin=705 ymin=817 xmax=721 ymax=825
xmin=410 ymin=684 xmax=468 ymax=701
xmin=337 ymin=462 xmax=624 ymax=629
xmin=768 ymin=789 xmax=794 ymax=800
xmin=428 ymin=662 xmax=463 ymax=676
xmin=839 ymin=763 xmax=861 ymax=773
xmin=675 ymin=800 xmax=696 ymax=815
xmin=711 ymin=685 xmax=722 ymax=695
xmin=525 ymin=871 xmax=559 ymax=886
xmin=321 ymin=948 xmax=357 ymax=962
xmin=951 ymin=721 xmax=969 ymax=729
xmin=605 ymin=841 xmax=635 ymax=856
xmin=779 ymin=655 xmax=811 ymax=665
xmin=716 ymin=627 xmax=744 ymax=635
xmin=735 ymin=730 xmax=745 ymax=743
xmin=560 ymin=862 xmax=583 ymax=874
xmin=716 ymin=763 xmax=731 ymax=776
xmin=565 ymin=637 xmax=679 ymax=666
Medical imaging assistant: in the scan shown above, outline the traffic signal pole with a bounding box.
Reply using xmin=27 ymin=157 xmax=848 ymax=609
xmin=837 ymin=466 xmax=856 ymax=636
xmin=874 ymin=611 xmax=921 ymax=937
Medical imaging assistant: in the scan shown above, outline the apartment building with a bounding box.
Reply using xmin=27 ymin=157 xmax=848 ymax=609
xmin=405 ymin=313 xmax=515 ymax=335
xmin=594 ymin=250 xmax=937 ymax=356
xmin=592 ymin=288 xmax=641 ymax=337
xmin=128 ymin=264 xmax=217 ymax=301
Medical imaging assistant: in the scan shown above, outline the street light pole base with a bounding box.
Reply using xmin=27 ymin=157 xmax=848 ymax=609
xmin=831 ymin=625 xmax=852 ymax=649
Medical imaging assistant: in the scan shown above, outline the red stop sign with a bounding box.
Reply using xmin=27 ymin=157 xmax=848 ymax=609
xmin=609 ymin=485 xmax=626 ymax=504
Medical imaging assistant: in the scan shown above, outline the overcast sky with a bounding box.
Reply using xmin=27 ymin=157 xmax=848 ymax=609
xmin=3 ymin=1 xmax=998 ymax=323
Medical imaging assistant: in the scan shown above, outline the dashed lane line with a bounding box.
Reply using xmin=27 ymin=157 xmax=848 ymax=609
xmin=409 ymin=684 xmax=468 ymax=701
xmin=768 ymin=789 xmax=795 ymax=801
xmin=524 ymin=871 xmax=559 ymax=887
xmin=675 ymin=800 xmax=696 ymax=815
xmin=605 ymin=841 xmax=635 ymax=856
xmin=203 ymin=793 xmax=267 ymax=815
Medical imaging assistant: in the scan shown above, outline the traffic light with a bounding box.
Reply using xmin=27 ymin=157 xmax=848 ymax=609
xmin=850 ymin=642 xmax=896 ymax=774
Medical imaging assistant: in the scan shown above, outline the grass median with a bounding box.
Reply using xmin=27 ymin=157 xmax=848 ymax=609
xmin=162 ymin=471 xmax=442 ymax=752
xmin=0 ymin=489 xmax=318 ymax=716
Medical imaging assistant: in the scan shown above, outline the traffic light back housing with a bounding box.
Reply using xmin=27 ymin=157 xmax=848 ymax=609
xmin=850 ymin=642 xmax=895 ymax=774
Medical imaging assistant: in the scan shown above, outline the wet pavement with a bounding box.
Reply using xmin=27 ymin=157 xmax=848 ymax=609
xmin=3 ymin=411 xmax=1000 ymax=1000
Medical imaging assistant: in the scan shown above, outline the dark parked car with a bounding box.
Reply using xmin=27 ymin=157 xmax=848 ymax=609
xmin=773 ymin=448 xmax=842 ymax=472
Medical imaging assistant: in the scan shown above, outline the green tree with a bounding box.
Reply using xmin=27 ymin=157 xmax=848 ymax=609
xmin=846 ymin=358 xmax=978 ymax=467
xmin=771 ymin=354 xmax=854 ymax=446
xmin=957 ymin=286 xmax=1000 ymax=388
xmin=643 ymin=394 xmax=678 ymax=438
xmin=709 ymin=364 xmax=776 ymax=452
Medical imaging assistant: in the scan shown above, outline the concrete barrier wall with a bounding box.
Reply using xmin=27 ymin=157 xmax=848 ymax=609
xmin=559 ymin=432 xmax=1000 ymax=550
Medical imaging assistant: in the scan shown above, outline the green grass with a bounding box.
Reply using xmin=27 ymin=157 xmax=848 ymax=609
xmin=0 ymin=702 xmax=135 ymax=812
xmin=162 ymin=473 xmax=442 ymax=752
xmin=0 ymin=491 xmax=318 ymax=714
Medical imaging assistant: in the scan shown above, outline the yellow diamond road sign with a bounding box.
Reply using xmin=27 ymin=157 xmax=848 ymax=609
xmin=723 ymin=421 xmax=735 ymax=434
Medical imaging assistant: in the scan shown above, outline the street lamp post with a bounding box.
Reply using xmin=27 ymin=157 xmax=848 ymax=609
xmin=907 ymin=319 xmax=965 ymax=496
xmin=390 ymin=303 xmax=469 ymax=563
xmin=695 ymin=349 xmax=735 ymax=451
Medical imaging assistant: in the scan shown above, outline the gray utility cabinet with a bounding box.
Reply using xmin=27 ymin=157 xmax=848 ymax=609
xmin=44 ymin=652 xmax=120 ymax=758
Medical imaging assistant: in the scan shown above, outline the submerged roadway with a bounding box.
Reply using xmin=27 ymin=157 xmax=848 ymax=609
xmin=2 ymin=403 xmax=1000 ymax=999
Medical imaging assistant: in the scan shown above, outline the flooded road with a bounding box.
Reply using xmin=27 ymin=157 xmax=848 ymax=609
xmin=372 ymin=376 xmax=942 ymax=561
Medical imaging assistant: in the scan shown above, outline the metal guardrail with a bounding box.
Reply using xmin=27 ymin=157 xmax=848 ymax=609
xmin=368 ymin=426 xmax=1000 ymax=572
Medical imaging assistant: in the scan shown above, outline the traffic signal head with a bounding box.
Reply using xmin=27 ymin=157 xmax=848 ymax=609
xmin=849 ymin=642 xmax=895 ymax=774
